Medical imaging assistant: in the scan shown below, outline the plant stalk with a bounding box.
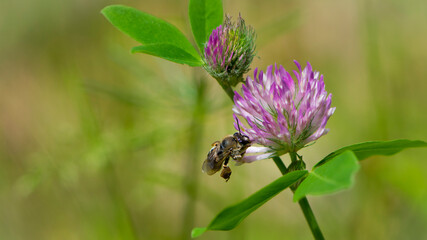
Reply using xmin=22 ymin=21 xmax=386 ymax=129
xmin=181 ymin=73 xmax=207 ymax=240
xmin=290 ymin=151 xmax=298 ymax=163
xmin=216 ymin=78 xmax=235 ymax=101
xmin=272 ymin=156 xmax=287 ymax=174
xmin=272 ymin=156 xmax=325 ymax=240
xmin=297 ymin=197 xmax=325 ymax=240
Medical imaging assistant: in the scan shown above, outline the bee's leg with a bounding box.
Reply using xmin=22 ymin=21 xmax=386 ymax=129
xmin=220 ymin=166 xmax=232 ymax=182
xmin=224 ymin=156 xmax=230 ymax=166
xmin=220 ymin=157 xmax=232 ymax=182
xmin=232 ymin=154 xmax=242 ymax=161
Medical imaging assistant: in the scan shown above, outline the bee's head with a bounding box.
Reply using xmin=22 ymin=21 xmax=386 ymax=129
xmin=233 ymin=132 xmax=251 ymax=145
xmin=233 ymin=115 xmax=251 ymax=144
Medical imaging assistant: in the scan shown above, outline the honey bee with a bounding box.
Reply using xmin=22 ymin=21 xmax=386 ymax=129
xmin=202 ymin=122 xmax=251 ymax=182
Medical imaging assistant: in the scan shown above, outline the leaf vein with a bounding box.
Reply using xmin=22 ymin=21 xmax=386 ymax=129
xmin=310 ymin=172 xmax=341 ymax=186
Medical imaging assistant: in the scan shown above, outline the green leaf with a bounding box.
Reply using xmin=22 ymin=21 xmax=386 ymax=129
xmin=131 ymin=44 xmax=203 ymax=66
xmin=293 ymin=151 xmax=359 ymax=202
xmin=192 ymin=170 xmax=307 ymax=237
xmin=314 ymin=139 xmax=427 ymax=168
xmin=189 ymin=0 xmax=223 ymax=52
xmin=101 ymin=5 xmax=203 ymax=66
xmin=191 ymin=227 xmax=207 ymax=238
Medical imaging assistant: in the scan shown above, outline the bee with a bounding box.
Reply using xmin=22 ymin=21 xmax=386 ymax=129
xmin=202 ymin=121 xmax=251 ymax=182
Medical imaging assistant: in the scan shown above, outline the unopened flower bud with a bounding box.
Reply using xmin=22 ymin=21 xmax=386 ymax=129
xmin=203 ymin=14 xmax=256 ymax=87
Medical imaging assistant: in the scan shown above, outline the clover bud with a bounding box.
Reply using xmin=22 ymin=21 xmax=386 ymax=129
xmin=204 ymin=14 xmax=256 ymax=87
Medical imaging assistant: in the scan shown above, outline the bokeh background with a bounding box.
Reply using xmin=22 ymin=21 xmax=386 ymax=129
xmin=1 ymin=0 xmax=427 ymax=239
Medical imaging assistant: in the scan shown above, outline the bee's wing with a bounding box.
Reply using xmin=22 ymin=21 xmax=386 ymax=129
xmin=202 ymin=159 xmax=219 ymax=175
xmin=202 ymin=142 xmax=225 ymax=175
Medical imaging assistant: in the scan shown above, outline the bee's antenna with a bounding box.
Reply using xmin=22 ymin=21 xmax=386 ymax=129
xmin=234 ymin=115 xmax=242 ymax=134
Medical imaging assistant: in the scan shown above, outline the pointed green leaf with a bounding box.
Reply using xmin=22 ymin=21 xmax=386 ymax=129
xmin=314 ymin=139 xmax=427 ymax=168
xmin=294 ymin=151 xmax=359 ymax=202
xmin=189 ymin=0 xmax=223 ymax=51
xmin=191 ymin=227 xmax=207 ymax=238
xmin=132 ymin=44 xmax=203 ymax=66
xmin=192 ymin=170 xmax=307 ymax=237
xmin=101 ymin=5 xmax=202 ymax=66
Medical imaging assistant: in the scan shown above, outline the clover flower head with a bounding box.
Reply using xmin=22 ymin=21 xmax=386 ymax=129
xmin=233 ymin=61 xmax=335 ymax=163
xmin=204 ymin=14 xmax=256 ymax=86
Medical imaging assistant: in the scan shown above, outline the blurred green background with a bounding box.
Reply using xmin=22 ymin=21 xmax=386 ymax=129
xmin=1 ymin=0 xmax=427 ymax=239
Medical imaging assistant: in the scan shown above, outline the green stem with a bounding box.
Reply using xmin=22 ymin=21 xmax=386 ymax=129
xmin=181 ymin=73 xmax=207 ymax=240
xmin=272 ymin=156 xmax=325 ymax=240
xmin=297 ymin=197 xmax=325 ymax=240
xmin=290 ymin=151 xmax=298 ymax=163
xmin=272 ymin=156 xmax=287 ymax=174
xmin=216 ymin=78 xmax=235 ymax=101
xmin=104 ymin=160 xmax=139 ymax=240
